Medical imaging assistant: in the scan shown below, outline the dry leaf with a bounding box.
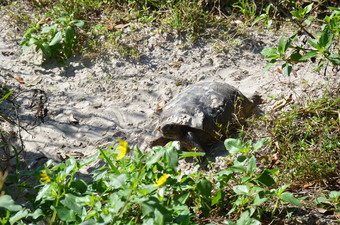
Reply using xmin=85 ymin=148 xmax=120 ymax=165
xmin=273 ymin=94 xmax=293 ymax=111
xmin=276 ymin=68 xmax=282 ymax=73
xmin=7 ymin=73 xmax=24 ymax=83
xmin=115 ymin=23 xmax=129 ymax=30
xmin=302 ymin=181 xmax=315 ymax=188
xmin=157 ymin=100 xmax=166 ymax=111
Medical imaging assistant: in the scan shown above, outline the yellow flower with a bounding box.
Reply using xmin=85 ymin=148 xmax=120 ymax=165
xmin=117 ymin=139 xmax=128 ymax=160
xmin=40 ymin=170 xmax=51 ymax=184
xmin=153 ymin=174 xmax=169 ymax=187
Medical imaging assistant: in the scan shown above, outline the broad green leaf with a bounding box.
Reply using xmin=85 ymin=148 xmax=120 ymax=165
xmin=41 ymin=24 xmax=57 ymax=34
xmin=141 ymin=196 xmax=168 ymax=216
xmin=304 ymin=3 xmax=313 ymax=14
xmin=329 ymin=191 xmax=340 ymax=200
xmin=233 ymin=185 xmax=250 ymax=195
xmin=290 ymin=10 xmax=300 ymax=18
xmin=224 ymin=138 xmax=243 ymax=155
xmin=211 ymin=189 xmax=222 ymax=206
xmin=252 ymin=194 xmax=268 ymax=206
xmin=70 ymin=179 xmax=87 ymax=193
xmin=252 ymin=15 xmax=265 ymax=26
xmin=29 ymin=208 xmax=44 ymax=219
xmin=257 ymin=170 xmax=275 ymax=187
xmin=308 ymin=38 xmax=318 ymax=49
xmin=175 ymin=192 xmax=190 ymax=204
xmin=230 ymin=165 xmax=247 ymax=173
xmin=275 ymin=184 xmax=290 ymax=195
xmin=71 ymin=20 xmax=85 ymax=27
xmin=247 ymin=156 xmax=256 ymax=175
xmin=318 ymin=29 xmax=333 ymax=51
xmin=0 ymin=195 xmax=22 ymax=211
xmin=56 ymin=17 xmax=67 ymax=23
xmin=60 ymin=194 xmax=85 ymax=216
xmin=279 ymin=192 xmax=302 ymax=207
xmin=236 ymin=210 xmax=261 ymax=225
xmin=41 ymin=43 xmax=51 ymax=58
xmin=9 ymin=209 xmax=28 ymax=225
xmin=285 ymin=34 xmax=296 ymax=52
xmin=314 ymin=196 xmax=328 ymax=204
xmin=49 ymin=31 xmax=63 ymax=46
xmin=36 ymin=183 xmax=57 ymax=201
xmin=282 ymin=62 xmax=293 ymax=76
xmin=261 ymin=47 xmax=279 ymax=59
xmin=55 ymin=206 xmax=76 ymax=222
xmin=197 ymin=179 xmax=212 ymax=198
xmin=278 ymin=36 xmax=285 ymax=55
xmin=253 ymin=138 xmax=267 ymax=152
xmin=299 ymin=51 xmax=318 ymax=61
xmin=328 ymin=54 xmax=340 ymax=65
xmin=64 ymin=26 xmax=74 ymax=46
xmin=290 ymin=52 xmax=302 ymax=62
xmin=166 ymin=146 xmax=178 ymax=171
xmin=108 ymin=173 xmax=128 ymax=189
xmin=146 ymin=148 xmax=165 ymax=168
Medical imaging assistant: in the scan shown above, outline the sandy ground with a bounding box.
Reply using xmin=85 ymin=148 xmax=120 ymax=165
xmin=0 ymin=18 xmax=338 ymax=173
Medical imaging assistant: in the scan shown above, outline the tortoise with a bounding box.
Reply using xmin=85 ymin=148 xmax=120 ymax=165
xmin=150 ymin=81 xmax=262 ymax=155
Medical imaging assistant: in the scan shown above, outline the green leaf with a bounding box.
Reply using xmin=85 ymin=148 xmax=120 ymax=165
xmin=197 ymin=179 xmax=212 ymax=198
xmin=252 ymin=15 xmax=265 ymax=26
xmin=308 ymin=38 xmax=318 ymax=49
xmin=279 ymin=192 xmax=302 ymax=207
xmin=236 ymin=210 xmax=261 ymax=225
xmin=9 ymin=209 xmax=28 ymax=225
xmin=230 ymin=165 xmax=247 ymax=173
xmin=318 ymin=29 xmax=333 ymax=51
xmin=314 ymin=196 xmax=328 ymax=204
xmin=49 ymin=31 xmax=63 ymax=46
xmin=0 ymin=195 xmax=22 ymax=212
xmin=60 ymin=194 xmax=85 ymax=216
xmin=175 ymin=192 xmax=190 ymax=204
xmin=211 ymin=189 xmax=222 ymax=206
xmin=166 ymin=146 xmax=178 ymax=171
xmin=290 ymin=52 xmax=302 ymax=62
xmin=278 ymin=36 xmax=285 ymax=55
xmin=257 ymin=170 xmax=275 ymax=187
xmin=141 ymin=196 xmax=168 ymax=216
xmin=71 ymin=20 xmax=85 ymax=27
xmin=29 ymin=208 xmax=44 ymax=219
xmin=329 ymin=191 xmax=340 ymax=200
xmin=262 ymin=60 xmax=276 ymax=74
xmin=261 ymin=47 xmax=280 ymax=59
xmin=247 ymin=156 xmax=256 ymax=175
xmin=64 ymin=26 xmax=74 ymax=46
xmin=285 ymin=34 xmax=296 ymax=52
xmin=282 ymin=62 xmax=293 ymax=76
xmin=233 ymin=185 xmax=250 ymax=195
xmin=41 ymin=42 xmax=51 ymax=58
xmin=70 ymin=179 xmax=88 ymax=193
xmin=41 ymin=24 xmax=57 ymax=34
xmin=253 ymin=138 xmax=267 ymax=152
xmin=252 ymin=194 xmax=268 ymax=206
xmin=108 ymin=174 xmax=128 ymax=189
xmin=98 ymin=147 xmax=120 ymax=174
xmin=179 ymin=151 xmax=205 ymax=158
xmin=304 ymin=3 xmax=313 ymax=14
xmin=224 ymin=138 xmax=243 ymax=155
xmin=328 ymin=54 xmax=340 ymax=65
xmin=55 ymin=206 xmax=76 ymax=222
xmin=299 ymin=51 xmax=318 ymax=61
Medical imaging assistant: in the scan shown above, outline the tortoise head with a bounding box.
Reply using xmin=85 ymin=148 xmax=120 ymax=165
xmin=251 ymin=94 xmax=263 ymax=106
xmin=160 ymin=123 xmax=187 ymax=140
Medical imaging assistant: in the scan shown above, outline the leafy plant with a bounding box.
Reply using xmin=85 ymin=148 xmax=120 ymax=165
xmin=232 ymin=0 xmax=257 ymax=24
xmin=216 ymin=138 xmax=302 ymax=223
xmin=261 ymin=4 xmax=340 ymax=75
xmin=20 ymin=15 xmax=84 ymax=63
